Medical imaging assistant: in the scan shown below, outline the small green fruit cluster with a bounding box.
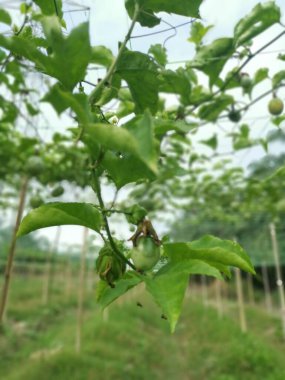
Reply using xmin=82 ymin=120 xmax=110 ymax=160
xmin=96 ymin=244 xmax=126 ymax=286
xmin=131 ymin=236 xmax=160 ymax=271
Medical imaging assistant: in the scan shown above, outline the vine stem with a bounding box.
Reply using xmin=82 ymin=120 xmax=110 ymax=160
xmin=92 ymin=171 xmax=136 ymax=270
xmin=89 ymin=3 xmax=140 ymax=105
xmin=0 ymin=176 xmax=28 ymax=326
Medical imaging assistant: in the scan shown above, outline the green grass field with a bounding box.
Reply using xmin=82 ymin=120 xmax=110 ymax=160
xmin=1 ymin=273 xmax=285 ymax=380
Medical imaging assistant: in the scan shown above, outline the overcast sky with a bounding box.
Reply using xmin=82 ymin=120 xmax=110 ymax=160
xmin=2 ymin=0 xmax=285 ymax=250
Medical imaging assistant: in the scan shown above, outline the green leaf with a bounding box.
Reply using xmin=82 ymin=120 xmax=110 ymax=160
xmin=124 ymin=112 xmax=158 ymax=172
xmin=117 ymin=100 xmax=135 ymax=118
xmin=145 ymin=272 xmax=189 ymax=333
xmin=17 ymin=202 xmax=103 ymax=237
xmin=156 ymin=259 xmax=223 ymax=279
xmin=25 ymin=102 xmax=39 ymax=116
xmin=97 ymin=272 xmax=142 ymax=309
xmin=164 ymin=235 xmax=255 ymax=274
xmin=33 ymin=0 xmax=63 ymax=18
xmin=153 ymin=118 xmax=196 ymax=137
xmin=126 ymin=0 xmax=203 ymax=28
xmin=0 ymin=34 xmax=51 ymax=73
xmin=253 ymin=68 xmax=268 ymax=86
xmin=158 ymin=69 xmax=191 ymax=104
xmin=84 ymin=112 xmax=157 ymax=173
xmin=90 ymin=46 xmax=114 ymax=67
xmin=96 ymin=74 xmax=121 ymax=107
xmin=198 ymin=94 xmax=234 ymax=121
xmin=124 ymin=204 xmax=147 ymax=225
xmin=84 ymin=124 xmax=140 ymax=154
xmin=102 ymin=152 xmax=155 ymax=189
xmin=0 ymin=19 xmax=91 ymax=91
xmin=148 ymin=44 xmax=167 ymax=66
xmin=234 ymin=2 xmax=281 ymax=47
xmin=278 ymin=53 xmax=285 ymax=61
xmin=0 ymin=8 xmax=12 ymax=25
xmin=188 ymin=21 xmax=213 ymax=46
xmin=41 ymin=17 xmax=91 ymax=90
xmin=116 ymin=50 xmax=159 ymax=114
xmin=188 ymin=85 xmax=211 ymax=105
xmin=272 ymin=70 xmax=285 ymax=89
xmin=190 ymin=38 xmax=235 ymax=86
xmin=42 ymin=84 xmax=91 ymax=124
xmin=200 ymin=134 xmax=218 ymax=150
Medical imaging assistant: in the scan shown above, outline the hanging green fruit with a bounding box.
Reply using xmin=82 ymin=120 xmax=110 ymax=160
xmin=131 ymin=236 xmax=160 ymax=271
xmin=268 ymin=97 xmax=284 ymax=116
xmin=51 ymin=185 xmax=64 ymax=197
xmin=96 ymin=244 xmax=126 ymax=287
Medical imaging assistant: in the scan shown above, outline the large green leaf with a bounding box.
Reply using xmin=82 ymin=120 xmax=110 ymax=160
xmin=164 ymin=235 xmax=255 ymax=274
xmin=84 ymin=112 xmax=157 ymax=173
xmin=97 ymin=272 xmax=143 ymax=309
xmin=84 ymin=124 xmax=140 ymax=154
xmin=41 ymin=17 xmax=91 ymax=90
xmin=116 ymin=50 xmax=159 ymax=114
xmin=145 ymin=259 xmax=224 ymax=332
xmin=145 ymin=273 xmax=188 ymax=333
xmin=190 ymin=38 xmax=235 ymax=86
xmin=125 ymin=0 xmax=202 ymax=27
xmin=234 ymin=2 xmax=281 ymax=47
xmin=17 ymin=202 xmax=103 ymax=237
xmin=0 ymin=19 xmax=91 ymax=91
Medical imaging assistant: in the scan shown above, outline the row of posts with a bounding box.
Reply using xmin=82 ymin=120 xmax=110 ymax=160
xmin=195 ymin=222 xmax=285 ymax=338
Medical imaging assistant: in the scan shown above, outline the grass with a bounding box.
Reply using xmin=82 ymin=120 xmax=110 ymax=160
xmin=1 ymin=274 xmax=285 ymax=379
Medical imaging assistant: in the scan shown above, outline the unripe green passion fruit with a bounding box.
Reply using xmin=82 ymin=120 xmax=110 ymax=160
xmin=131 ymin=236 xmax=160 ymax=271
xmin=268 ymin=98 xmax=284 ymax=116
xmin=51 ymin=185 xmax=64 ymax=197
xmin=30 ymin=195 xmax=44 ymax=208
xmin=26 ymin=156 xmax=45 ymax=177
xmin=228 ymin=110 xmax=242 ymax=123
xmin=240 ymin=75 xmax=252 ymax=90
xmin=96 ymin=245 xmax=126 ymax=286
